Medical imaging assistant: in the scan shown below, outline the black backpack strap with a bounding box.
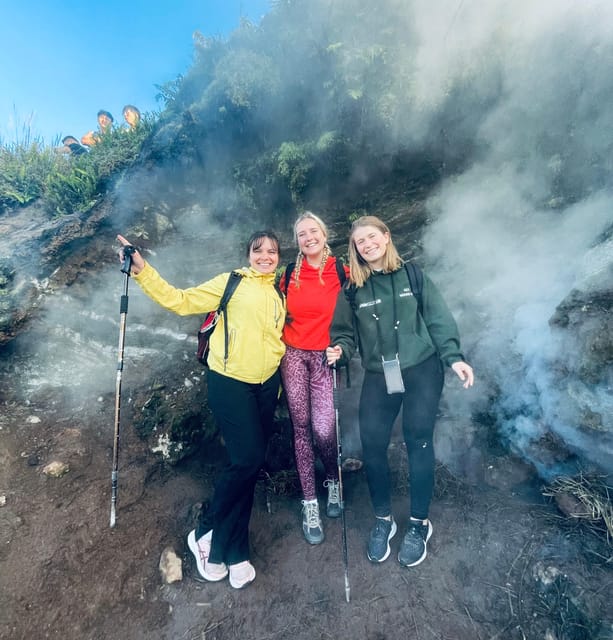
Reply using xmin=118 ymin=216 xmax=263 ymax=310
xmin=344 ymin=282 xmax=357 ymax=310
xmin=280 ymin=262 xmax=295 ymax=295
xmin=334 ymin=256 xmax=347 ymax=286
xmin=219 ymin=271 xmax=243 ymax=369
xmin=404 ymin=262 xmax=424 ymax=316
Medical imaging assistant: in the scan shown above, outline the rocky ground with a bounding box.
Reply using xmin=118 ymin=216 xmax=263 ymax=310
xmin=1 ymin=371 xmax=612 ymax=640
xmin=1 ymin=185 xmax=612 ymax=640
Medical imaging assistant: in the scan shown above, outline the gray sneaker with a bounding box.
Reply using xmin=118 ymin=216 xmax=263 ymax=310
xmin=323 ymin=479 xmax=341 ymax=518
xmin=301 ymin=500 xmax=324 ymax=545
xmin=367 ymin=517 xmax=397 ymax=562
xmin=398 ymin=519 xmax=433 ymax=567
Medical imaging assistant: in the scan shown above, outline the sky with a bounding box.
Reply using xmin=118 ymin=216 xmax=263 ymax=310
xmin=0 ymin=0 xmax=271 ymax=146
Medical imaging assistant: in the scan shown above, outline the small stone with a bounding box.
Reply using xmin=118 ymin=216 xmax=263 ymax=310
xmin=42 ymin=461 xmax=70 ymax=478
xmin=27 ymin=454 xmax=40 ymax=467
xmin=342 ymin=458 xmax=363 ymax=472
xmin=553 ymin=492 xmax=593 ymax=519
xmin=159 ymin=546 xmax=182 ymax=584
xmin=26 ymin=416 xmax=41 ymax=424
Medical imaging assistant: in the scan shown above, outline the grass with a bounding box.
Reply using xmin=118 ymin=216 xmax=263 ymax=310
xmin=0 ymin=115 xmax=156 ymax=217
xmin=543 ymin=472 xmax=613 ymax=543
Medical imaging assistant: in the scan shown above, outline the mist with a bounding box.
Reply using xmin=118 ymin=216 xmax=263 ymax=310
xmin=3 ymin=0 xmax=612 ymax=480
xmin=411 ymin=0 xmax=613 ymax=475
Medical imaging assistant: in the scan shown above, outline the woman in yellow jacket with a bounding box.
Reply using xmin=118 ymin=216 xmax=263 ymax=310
xmin=117 ymin=231 xmax=285 ymax=590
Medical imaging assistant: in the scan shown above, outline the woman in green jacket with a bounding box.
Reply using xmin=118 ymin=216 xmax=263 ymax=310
xmin=326 ymin=216 xmax=474 ymax=569
xmin=117 ymin=231 xmax=285 ymax=590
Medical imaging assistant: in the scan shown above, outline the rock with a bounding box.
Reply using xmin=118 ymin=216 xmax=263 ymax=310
xmin=159 ymin=546 xmax=182 ymax=584
xmin=42 ymin=461 xmax=70 ymax=478
xmin=553 ymin=492 xmax=593 ymax=519
xmin=342 ymin=458 xmax=363 ymax=472
xmin=533 ymin=561 xmax=563 ymax=586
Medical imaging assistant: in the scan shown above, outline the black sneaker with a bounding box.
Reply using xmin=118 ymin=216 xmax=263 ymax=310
xmin=398 ymin=519 xmax=433 ymax=567
xmin=367 ymin=517 xmax=397 ymax=562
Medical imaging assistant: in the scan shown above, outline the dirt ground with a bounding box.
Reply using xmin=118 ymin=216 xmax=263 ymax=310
xmin=1 ymin=387 xmax=612 ymax=640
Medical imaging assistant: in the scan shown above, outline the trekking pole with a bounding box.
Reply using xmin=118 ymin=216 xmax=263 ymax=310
xmin=332 ymin=362 xmax=351 ymax=603
xmin=110 ymin=245 xmax=135 ymax=528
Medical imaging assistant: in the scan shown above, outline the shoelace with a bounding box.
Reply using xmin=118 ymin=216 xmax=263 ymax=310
xmin=302 ymin=501 xmax=321 ymax=528
xmin=405 ymin=522 xmax=425 ymax=541
xmin=324 ymin=480 xmax=340 ymax=505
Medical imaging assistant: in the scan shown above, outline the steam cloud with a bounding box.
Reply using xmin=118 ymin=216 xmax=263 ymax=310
xmin=411 ymin=0 xmax=613 ymax=475
xmin=3 ymin=0 xmax=612 ymax=479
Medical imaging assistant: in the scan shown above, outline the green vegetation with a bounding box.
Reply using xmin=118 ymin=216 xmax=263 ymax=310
xmin=0 ymin=116 xmax=156 ymax=217
xmin=0 ymin=137 xmax=58 ymax=211
xmin=149 ymin=0 xmax=453 ymax=220
xmin=2 ymin=0 xmax=456 ymax=221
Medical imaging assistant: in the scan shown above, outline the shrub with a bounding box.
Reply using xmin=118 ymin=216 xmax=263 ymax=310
xmin=0 ymin=115 xmax=156 ymax=217
xmin=0 ymin=139 xmax=57 ymax=212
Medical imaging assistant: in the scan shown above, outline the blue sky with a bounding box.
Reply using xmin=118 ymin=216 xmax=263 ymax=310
xmin=0 ymin=1 xmax=271 ymax=146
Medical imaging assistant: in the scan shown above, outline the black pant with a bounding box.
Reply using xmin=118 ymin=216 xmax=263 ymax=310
xmin=359 ymin=353 xmax=444 ymax=521
xmin=199 ymin=369 xmax=280 ymax=565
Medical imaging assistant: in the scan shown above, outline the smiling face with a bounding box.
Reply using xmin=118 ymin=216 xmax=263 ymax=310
xmin=295 ymin=217 xmax=326 ymax=264
xmin=123 ymin=108 xmax=140 ymax=128
xmin=248 ymin=236 xmax=280 ymax=274
xmin=352 ymin=224 xmax=390 ymax=270
xmin=98 ymin=113 xmax=113 ymax=131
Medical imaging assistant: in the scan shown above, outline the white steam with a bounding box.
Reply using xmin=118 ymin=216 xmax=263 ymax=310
xmin=416 ymin=1 xmax=613 ymax=474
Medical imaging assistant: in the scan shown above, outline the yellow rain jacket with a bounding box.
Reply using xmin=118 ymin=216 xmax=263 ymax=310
xmin=134 ymin=263 xmax=286 ymax=384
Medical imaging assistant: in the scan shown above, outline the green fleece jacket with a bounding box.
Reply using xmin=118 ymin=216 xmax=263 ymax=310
xmin=330 ymin=266 xmax=464 ymax=373
xmin=134 ymin=263 xmax=286 ymax=384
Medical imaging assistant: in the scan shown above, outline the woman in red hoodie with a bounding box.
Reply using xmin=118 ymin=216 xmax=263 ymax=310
xmin=280 ymin=212 xmax=349 ymax=545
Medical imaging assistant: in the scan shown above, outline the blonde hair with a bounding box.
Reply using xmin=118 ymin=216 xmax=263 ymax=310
xmin=291 ymin=211 xmax=332 ymax=287
xmin=348 ymin=216 xmax=402 ymax=287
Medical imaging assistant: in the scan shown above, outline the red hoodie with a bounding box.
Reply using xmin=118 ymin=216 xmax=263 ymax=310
xmin=281 ymin=256 xmax=349 ymax=351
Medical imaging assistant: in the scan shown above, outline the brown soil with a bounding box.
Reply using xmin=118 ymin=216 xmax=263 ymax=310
xmin=1 ymin=392 xmax=612 ymax=640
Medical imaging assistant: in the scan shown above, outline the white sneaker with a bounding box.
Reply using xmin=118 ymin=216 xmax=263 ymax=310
xmin=229 ymin=561 xmax=256 ymax=589
xmin=187 ymin=529 xmax=228 ymax=581
xmin=301 ymin=499 xmax=324 ymax=545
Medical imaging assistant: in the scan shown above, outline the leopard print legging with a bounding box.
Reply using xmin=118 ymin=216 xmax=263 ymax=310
xmin=280 ymin=345 xmax=338 ymax=500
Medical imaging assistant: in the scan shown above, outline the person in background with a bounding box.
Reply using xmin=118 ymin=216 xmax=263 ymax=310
xmin=81 ymin=109 xmax=114 ymax=146
xmin=117 ymin=230 xmax=286 ymax=590
xmin=59 ymin=135 xmax=87 ymax=156
xmin=279 ymin=212 xmax=349 ymax=545
xmin=122 ymin=104 xmax=141 ymax=130
xmin=326 ymin=215 xmax=474 ymax=568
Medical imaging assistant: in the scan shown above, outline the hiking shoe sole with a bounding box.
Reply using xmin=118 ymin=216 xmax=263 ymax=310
xmin=326 ymin=503 xmax=342 ymax=518
xmin=229 ymin=561 xmax=256 ymax=589
xmin=303 ymin=526 xmax=325 ymax=545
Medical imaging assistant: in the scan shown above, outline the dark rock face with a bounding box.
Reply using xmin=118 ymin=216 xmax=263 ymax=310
xmin=551 ymin=288 xmax=613 ymax=388
xmin=1 ymin=153 xmax=612 ymax=479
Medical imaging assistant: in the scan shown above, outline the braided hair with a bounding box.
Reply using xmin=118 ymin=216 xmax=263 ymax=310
xmin=292 ymin=211 xmax=332 ymax=288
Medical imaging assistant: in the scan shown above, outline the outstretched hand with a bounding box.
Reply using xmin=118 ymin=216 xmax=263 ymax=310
xmin=116 ymin=234 xmax=146 ymax=275
xmin=451 ymin=361 xmax=474 ymax=389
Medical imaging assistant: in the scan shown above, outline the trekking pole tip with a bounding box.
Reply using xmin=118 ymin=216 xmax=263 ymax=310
xmin=110 ymin=509 xmax=116 ymax=528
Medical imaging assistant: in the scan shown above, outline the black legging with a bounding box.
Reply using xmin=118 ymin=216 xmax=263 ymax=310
xmin=198 ymin=369 xmax=280 ymax=565
xmin=359 ymin=353 xmax=444 ymax=520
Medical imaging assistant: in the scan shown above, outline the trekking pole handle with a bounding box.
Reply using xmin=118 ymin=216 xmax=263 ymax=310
xmin=121 ymin=245 xmax=136 ymax=275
